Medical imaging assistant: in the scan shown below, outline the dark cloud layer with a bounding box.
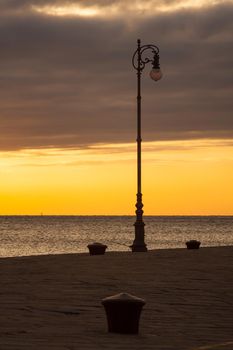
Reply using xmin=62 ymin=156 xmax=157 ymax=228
xmin=0 ymin=1 xmax=232 ymax=150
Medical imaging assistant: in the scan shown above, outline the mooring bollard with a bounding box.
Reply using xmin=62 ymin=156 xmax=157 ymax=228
xmin=87 ymin=242 xmax=107 ymax=255
xmin=186 ymin=240 xmax=201 ymax=249
xmin=101 ymin=292 xmax=145 ymax=334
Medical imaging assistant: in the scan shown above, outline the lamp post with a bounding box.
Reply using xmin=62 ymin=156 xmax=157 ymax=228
xmin=130 ymin=39 xmax=162 ymax=252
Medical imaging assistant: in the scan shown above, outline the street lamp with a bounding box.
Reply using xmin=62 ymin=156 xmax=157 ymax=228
xmin=130 ymin=39 xmax=162 ymax=252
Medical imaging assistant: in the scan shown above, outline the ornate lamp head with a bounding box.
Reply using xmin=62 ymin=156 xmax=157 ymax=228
xmin=150 ymin=52 xmax=162 ymax=81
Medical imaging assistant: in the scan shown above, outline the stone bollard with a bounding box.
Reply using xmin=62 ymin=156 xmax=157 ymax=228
xmin=101 ymin=292 xmax=145 ymax=334
xmin=87 ymin=242 xmax=107 ymax=255
xmin=186 ymin=240 xmax=201 ymax=249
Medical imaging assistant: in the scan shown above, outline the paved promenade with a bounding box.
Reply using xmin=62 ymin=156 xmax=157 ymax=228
xmin=0 ymin=246 xmax=232 ymax=349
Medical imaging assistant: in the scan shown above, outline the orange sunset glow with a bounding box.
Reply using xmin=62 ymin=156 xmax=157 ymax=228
xmin=1 ymin=139 xmax=232 ymax=215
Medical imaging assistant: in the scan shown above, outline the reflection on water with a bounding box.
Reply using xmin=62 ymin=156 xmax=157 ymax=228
xmin=0 ymin=216 xmax=232 ymax=257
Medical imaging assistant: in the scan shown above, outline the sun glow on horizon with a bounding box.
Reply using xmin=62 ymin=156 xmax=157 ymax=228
xmin=1 ymin=139 xmax=233 ymax=215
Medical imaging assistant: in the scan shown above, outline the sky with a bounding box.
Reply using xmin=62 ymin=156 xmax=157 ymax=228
xmin=0 ymin=0 xmax=233 ymax=215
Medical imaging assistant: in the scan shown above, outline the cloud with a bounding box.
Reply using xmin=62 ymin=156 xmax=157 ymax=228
xmin=1 ymin=0 xmax=229 ymax=14
xmin=0 ymin=0 xmax=232 ymax=150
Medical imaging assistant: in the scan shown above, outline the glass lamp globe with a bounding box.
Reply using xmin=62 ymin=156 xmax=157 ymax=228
xmin=150 ymin=68 xmax=162 ymax=81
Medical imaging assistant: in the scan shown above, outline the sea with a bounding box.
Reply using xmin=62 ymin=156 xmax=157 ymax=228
xmin=0 ymin=216 xmax=232 ymax=258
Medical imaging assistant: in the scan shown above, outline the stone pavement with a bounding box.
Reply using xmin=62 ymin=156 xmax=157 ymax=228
xmin=0 ymin=246 xmax=232 ymax=349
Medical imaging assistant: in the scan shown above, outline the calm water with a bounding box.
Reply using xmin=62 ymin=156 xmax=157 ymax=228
xmin=0 ymin=216 xmax=232 ymax=258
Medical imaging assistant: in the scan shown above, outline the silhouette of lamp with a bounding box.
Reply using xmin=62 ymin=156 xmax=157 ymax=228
xmin=130 ymin=39 xmax=162 ymax=252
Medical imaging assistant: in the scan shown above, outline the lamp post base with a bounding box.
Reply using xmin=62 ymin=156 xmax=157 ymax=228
xmin=131 ymin=192 xmax=148 ymax=252
xmin=130 ymin=244 xmax=147 ymax=252
xmin=130 ymin=221 xmax=147 ymax=252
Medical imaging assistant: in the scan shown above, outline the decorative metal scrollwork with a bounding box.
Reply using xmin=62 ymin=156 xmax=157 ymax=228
xmin=132 ymin=44 xmax=160 ymax=72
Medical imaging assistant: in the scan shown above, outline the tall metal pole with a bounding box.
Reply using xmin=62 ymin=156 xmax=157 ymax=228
xmin=131 ymin=39 xmax=161 ymax=252
xmin=131 ymin=39 xmax=147 ymax=252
